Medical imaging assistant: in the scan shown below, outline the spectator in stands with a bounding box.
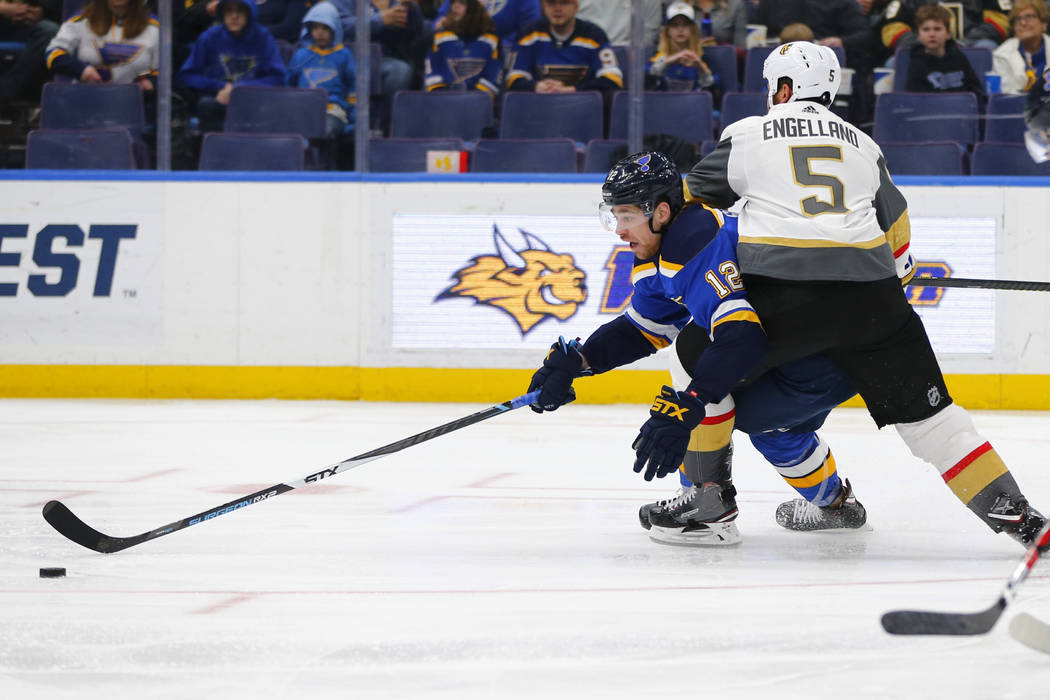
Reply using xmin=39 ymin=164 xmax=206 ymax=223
xmin=0 ymin=0 xmax=59 ymax=99
xmin=992 ymin=0 xmax=1050 ymax=94
xmin=175 ymin=1 xmax=218 ymax=68
xmin=175 ymin=0 xmax=286 ymax=132
xmin=327 ymin=0 xmax=425 ymax=97
xmin=287 ymin=1 xmax=355 ymax=137
xmin=779 ymin=22 xmax=814 ymax=42
xmin=693 ymin=0 xmax=748 ymax=48
xmin=905 ymin=3 xmax=984 ymax=95
xmin=575 ymin=0 xmax=661 ymax=47
xmin=257 ymin=0 xmax=307 ymax=44
xmin=646 ymin=2 xmax=715 ymax=92
xmin=432 ymin=0 xmax=539 ymax=43
xmin=752 ymin=0 xmax=868 ymax=65
xmin=425 ymin=0 xmax=501 ymax=94
xmin=45 ymin=0 xmax=158 ymax=89
xmin=875 ymin=1 xmax=1010 ymax=54
xmin=505 ymin=0 xmax=622 ymax=94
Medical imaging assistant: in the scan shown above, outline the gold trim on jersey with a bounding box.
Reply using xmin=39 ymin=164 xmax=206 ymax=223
xmin=738 ymin=233 xmax=887 ymax=249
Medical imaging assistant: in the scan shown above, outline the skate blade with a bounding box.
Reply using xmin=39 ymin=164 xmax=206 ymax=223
xmin=777 ymin=521 xmax=874 ymax=534
xmin=648 ymin=522 xmax=742 ymax=547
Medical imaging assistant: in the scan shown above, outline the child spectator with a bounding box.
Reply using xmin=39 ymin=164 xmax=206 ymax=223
xmin=433 ymin=0 xmax=539 ymax=44
xmin=45 ymin=0 xmax=158 ymax=89
xmin=287 ymin=1 xmax=355 ymax=138
xmin=780 ymin=22 xmax=814 ymax=43
xmin=647 ymin=2 xmax=715 ymax=93
xmin=906 ymin=3 xmax=983 ymax=95
xmin=425 ymin=0 xmax=501 ymax=94
xmin=0 ymin=0 xmax=59 ymax=99
xmin=992 ymin=0 xmax=1050 ymax=95
xmin=505 ymin=0 xmax=621 ymax=93
xmin=175 ymin=0 xmax=287 ymax=132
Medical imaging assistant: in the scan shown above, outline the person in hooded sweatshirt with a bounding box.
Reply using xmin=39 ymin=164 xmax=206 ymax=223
xmin=176 ymin=0 xmax=287 ymax=132
xmin=287 ymin=1 xmax=356 ymax=138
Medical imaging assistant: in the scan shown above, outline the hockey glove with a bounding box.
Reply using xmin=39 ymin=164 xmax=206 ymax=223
xmin=528 ymin=336 xmax=592 ymax=413
xmin=632 ymin=386 xmax=705 ymax=481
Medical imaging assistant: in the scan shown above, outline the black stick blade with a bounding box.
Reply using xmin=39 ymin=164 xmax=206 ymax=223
xmin=881 ymin=599 xmax=1006 ymax=636
xmin=42 ymin=500 xmax=127 ymax=554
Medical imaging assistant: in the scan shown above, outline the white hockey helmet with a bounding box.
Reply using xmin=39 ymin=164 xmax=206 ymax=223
xmin=762 ymin=41 xmax=842 ymax=110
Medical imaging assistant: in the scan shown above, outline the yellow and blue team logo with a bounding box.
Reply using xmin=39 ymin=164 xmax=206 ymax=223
xmin=436 ymin=225 xmax=587 ymax=334
xmin=906 ymin=261 xmax=952 ymax=306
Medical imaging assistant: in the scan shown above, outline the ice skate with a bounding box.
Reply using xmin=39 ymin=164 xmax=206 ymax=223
xmin=775 ymin=479 xmax=867 ymax=532
xmin=648 ymin=482 xmax=741 ymax=546
xmin=988 ymin=494 xmax=1047 ymax=547
xmin=638 ymin=485 xmax=688 ymax=531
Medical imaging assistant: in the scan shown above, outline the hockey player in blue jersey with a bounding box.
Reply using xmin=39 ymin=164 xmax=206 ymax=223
xmin=505 ymin=0 xmax=621 ymax=93
xmin=425 ymin=0 xmax=503 ymax=95
xmin=527 ymin=151 xmax=865 ymax=546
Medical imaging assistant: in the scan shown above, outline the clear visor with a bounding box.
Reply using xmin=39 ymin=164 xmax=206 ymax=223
xmin=1025 ymin=129 xmax=1050 ymax=164
xmin=598 ymin=202 xmax=653 ymax=232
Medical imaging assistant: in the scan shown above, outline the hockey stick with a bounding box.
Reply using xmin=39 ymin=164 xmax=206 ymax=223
xmin=42 ymin=390 xmax=540 ymax=554
xmin=1009 ymin=612 xmax=1050 ymax=654
xmin=908 ymin=277 xmax=1050 ymax=292
xmin=881 ymin=521 xmax=1050 ymax=635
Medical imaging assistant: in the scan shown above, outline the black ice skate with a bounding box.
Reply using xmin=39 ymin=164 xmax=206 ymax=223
xmin=988 ymin=494 xmax=1047 ymax=547
xmin=638 ymin=485 xmax=688 ymax=531
xmin=775 ymin=479 xmax=867 ymax=532
xmin=647 ymin=482 xmax=741 ymax=546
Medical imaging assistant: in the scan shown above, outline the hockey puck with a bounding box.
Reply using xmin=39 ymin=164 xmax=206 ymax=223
xmin=39 ymin=567 xmax=66 ymax=578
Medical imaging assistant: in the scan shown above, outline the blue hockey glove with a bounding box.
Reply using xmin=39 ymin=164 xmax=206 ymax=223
xmin=528 ymin=336 xmax=591 ymax=413
xmin=632 ymin=386 xmax=706 ymax=481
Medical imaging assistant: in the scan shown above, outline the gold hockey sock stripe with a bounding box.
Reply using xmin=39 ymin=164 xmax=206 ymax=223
xmin=942 ymin=442 xmax=1009 ymax=504
xmin=689 ymin=409 xmax=735 ymax=452
xmin=782 ymin=452 xmax=838 ymax=489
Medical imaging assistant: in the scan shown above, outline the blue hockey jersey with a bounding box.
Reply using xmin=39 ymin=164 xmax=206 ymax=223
xmin=425 ymin=30 xmax=502 ymax=94
xmin=505 ymin=17 xmax=622 ymax=91
xmin=646 ymin=51 xmax=714 ymax=92
xmin=288 ymin=2 xmax=356 ymax=120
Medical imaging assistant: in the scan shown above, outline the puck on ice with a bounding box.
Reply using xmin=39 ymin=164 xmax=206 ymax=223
xmin=39 ymin=567 xmax=66 ymax=578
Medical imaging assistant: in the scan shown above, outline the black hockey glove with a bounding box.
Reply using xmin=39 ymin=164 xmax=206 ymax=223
xmin=528 ymin=336 xmax=591 ymax=413
xmin=632 ymin=386 xmax=705 ymax=481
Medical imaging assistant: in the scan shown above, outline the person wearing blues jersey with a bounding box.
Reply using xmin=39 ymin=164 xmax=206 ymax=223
xmin=647 ymin=2 xmax=715 ymax=92
xmin=287 ymin=1 xmax=356 ymax=137
xmin=425 ymin=0 xmax=502 ymax=95
xmin=505 ymin=0 xmax=621 ymax=93
xmin=46 ymin=0 xmax=158 ymax=87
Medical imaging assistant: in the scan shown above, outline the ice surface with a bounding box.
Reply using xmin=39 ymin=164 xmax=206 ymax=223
xmin=2 ymin=399 xmax=1050 ymax=698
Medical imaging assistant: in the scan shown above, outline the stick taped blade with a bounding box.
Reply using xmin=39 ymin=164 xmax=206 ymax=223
xmin=42 ymin=500 xmax=110 ymax=553
xmin=881 ymin=603 xmax=1003 ymax=636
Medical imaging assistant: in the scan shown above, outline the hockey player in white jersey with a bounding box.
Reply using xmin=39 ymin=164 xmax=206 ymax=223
xmin=685 ymin=41 xmax=1046 ymax=546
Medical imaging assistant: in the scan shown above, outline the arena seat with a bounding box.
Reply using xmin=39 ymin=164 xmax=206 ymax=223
xmin=499 ymin=91 xmax=603 ymax=145
xmin=880 ymin=141 xmax=965 ymax=175
xmin=390 ymin=91 xmax=493 ymax=141
xmin=985 ymin=93 xmax=1027 ymax=144
xmin=971 ymin=142 xmax=1050 ymax=175
xmin=582 ymin=139 xmax=627 ymax=173
xmin=224 ymin=86 xmax=327 ymax=139
xmin=25 ymin=128 xmax=136 ymax=169
xmin=608 ymin=90 xmax=713 ymax=145
xmin=719 ymin=91 xmax=766 ymax=130
xmin=701 ymin=44 xmax=738 ymax=94
xmin=873 ymin=92 xmax=979 ymax=146
xmin=367 ymin=137 xmax=467 ymax=172
xmin=471 ymin=138 xmax=577 ymax=172
xmin=41 ymin=82 xmax=145 ymax=136
xmin=198 ymin=132 xmax=305 ymax=171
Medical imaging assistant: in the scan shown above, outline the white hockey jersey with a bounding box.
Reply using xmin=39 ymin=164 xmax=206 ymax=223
xmin=46 ymin=14 xmax=159 ymax=84
xmin=685 ymin=100 xmax=913 ymax=283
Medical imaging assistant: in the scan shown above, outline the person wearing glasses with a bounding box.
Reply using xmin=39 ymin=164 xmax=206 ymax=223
xmin=992 ymin=0 xmax=1050 ymax=94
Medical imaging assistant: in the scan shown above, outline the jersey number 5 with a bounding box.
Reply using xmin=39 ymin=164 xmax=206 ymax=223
xmin=790 ymin=145 xmax=848 ymax=217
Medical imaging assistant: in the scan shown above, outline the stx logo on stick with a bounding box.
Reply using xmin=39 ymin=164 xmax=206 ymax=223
xmin=305 ymin=467 xmax=339 ymax=483
xmin=650 ymin=397 xmax=691 ymax=421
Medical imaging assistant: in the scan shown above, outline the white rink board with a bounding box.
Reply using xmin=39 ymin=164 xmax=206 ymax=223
xmin=0 ymin=179 xmax=1045 ymax=374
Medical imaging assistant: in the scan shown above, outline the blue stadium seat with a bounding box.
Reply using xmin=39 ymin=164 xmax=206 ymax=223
xmin=583 ymin=139 xmax=627 ymax=173
xmin=985 ymin=93 xmax=1027 ymax=143
xmin=873 ymin=92 xmax=979 ymax=146
xmin=971 ymin=142 xmax=1050 ymax=175
xmin=198 ymin=132 xmax=305 ymax=171
xmin=701 ymin=44 xmax=738 ymax=94
xmin=390 ymin=90 xmax=493 ymax=141
xmin=40 ymin=82 xmax=145 ymax=135
xmin=880 ymin=141 xmax=965 ymax=175
xmin=367 ymin=137 xmax=467 ymax=172
xmin=744 ymin=45 xmax=844 ymax=93
xmin=499 ymin=91 xmax=603 ymax=144
xmin=893 ymin=46 xmax=991 ymax=91
xmin=224 ymin=86 xmax=327 ymax=138
xmin=719 ymin=91 xmax=766 ymax=130
xmin=471 ymin=138 xmax=577 ymax=172
xmin=608 ymin=90 xmax=713 ymax=144
xmin=25 ymin=128 xmax=136 ymax=169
